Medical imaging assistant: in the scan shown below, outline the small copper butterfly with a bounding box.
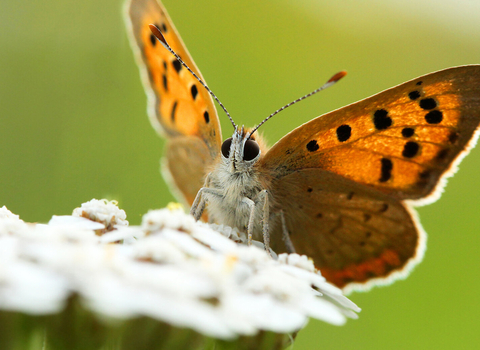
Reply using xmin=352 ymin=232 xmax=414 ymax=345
xmin=126 ymin=0 xmax=480 ymax=292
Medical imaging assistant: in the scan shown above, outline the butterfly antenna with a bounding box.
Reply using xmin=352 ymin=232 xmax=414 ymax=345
xmin=247 ymin=71 xmax=347 ymax=138
xmin=149 ymin=24 xmax=236 ymax=129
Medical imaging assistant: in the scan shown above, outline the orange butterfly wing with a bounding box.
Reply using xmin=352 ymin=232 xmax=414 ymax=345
xmin=260 ymin=65 xmax=480 ymax=291
xmin=262 ymin=66 xmax=480 ymax=201
xmin=127 ymin=0 xmax=222 ymax=205
xmin=266 ymin=168 xmax=422 ymax=292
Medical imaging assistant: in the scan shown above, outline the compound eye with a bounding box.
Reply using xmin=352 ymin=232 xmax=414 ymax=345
xmin=221 ymin=138 xmax=233 ymax=158
xmin=243 ymin=139 xmax=260 ymax=161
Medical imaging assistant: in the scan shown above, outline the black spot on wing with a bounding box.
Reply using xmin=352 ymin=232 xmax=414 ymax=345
xmin=171 ymin=101 xmax=178 ymax=122
xmin=402 ymin=127 xmax=414 ymax=138
xmin=336 ymin=124 xmax=352 ymax=142
xmin=373 ymin=109 xmax=392 ymax=130
xmin=172 ymin=59 xmax=182 ymax=73
xmin=191 ymin=85 xmax=198 ymax=100
xmin=402 ymin=141 xmax=420 ymax=158
xmin=149 ymin=33 xmax=156 ymax=46
xmin=436 ymin=149 xmax=449 ymax=161
xmin=419 ymin=98 xmax=437 ymax=110
xmin=162 ymin=74 xmax=168 ymax=91
xmin=306 ymin=140 xmax=319 ymax=152
xmin=425 ymin=110 xmax=443 ymax=124
xmin=449 ymin=132 xmax=459 ymax=143
xmin=419 ymin=170 xmax=432 ymax=184
xmin=379 ymin=158 xmax=393 ymax=182
xmin=408 ymin=90 xmax=420 ymax=100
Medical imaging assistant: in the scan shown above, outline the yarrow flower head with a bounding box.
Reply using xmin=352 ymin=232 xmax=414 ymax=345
xmin=72 ymin=198 xmax=129 ymax=233
xmin=0 ymin=199 xmax=360 ymax=350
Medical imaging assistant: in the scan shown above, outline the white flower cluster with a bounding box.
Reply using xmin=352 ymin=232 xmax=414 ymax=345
xmin=0 ymin=200 xmax=359 ymax=339
xmin=71 ymin=198 xmax=128 ymax=232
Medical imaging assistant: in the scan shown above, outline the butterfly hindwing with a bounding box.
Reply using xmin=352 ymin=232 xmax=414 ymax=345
xmin=163 ymin=136 xmax=213 ymax=206
xmin=267 ymin=168 xmax=424 ymax=291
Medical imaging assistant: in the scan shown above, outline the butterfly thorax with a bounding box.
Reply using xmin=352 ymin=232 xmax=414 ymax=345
xmin=207 ymin=165 xmax=264 ymax=229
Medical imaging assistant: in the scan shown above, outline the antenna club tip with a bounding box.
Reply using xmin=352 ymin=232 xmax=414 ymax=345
xmin=328 ymin=71 xmax=347 ymax=83
xmin=149 ymin=24 xmax=168 ymax=46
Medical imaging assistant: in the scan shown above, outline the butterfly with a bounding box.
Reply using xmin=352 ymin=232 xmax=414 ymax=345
xmin=126 ymin=0 xmax=480 ymax=292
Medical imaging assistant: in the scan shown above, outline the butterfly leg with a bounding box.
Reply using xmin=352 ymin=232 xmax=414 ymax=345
xmin=245 ymin=190 xmax=273 ymax=257
xmin=190 ymin=187 xmax=222 ymax=220
xmin=242 ymin=197 xmax=256 ymax=246
xmin=260 ymin=190 xmax=272 ymax=257
xmin=279 ymin=210 xmax=296 ymax=254
xmin=191 ymin=173 xmax=212 ymax=220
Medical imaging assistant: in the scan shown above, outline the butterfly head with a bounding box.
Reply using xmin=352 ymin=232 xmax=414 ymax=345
xmin=221 ymin=126 xmax=261 ymax=173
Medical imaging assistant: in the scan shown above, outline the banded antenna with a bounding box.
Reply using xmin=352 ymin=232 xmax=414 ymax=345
xmin=246 ymin=71 xmax=347 ymax=139
xmin=149 ymin=24 xmax=237 ymax=129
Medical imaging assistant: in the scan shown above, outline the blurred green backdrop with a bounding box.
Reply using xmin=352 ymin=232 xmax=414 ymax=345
xmin=1 ymin=0 xmax=480 ymax=348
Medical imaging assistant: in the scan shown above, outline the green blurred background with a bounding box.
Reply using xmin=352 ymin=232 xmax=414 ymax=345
xmin=1 ymin=0 xmax=480 ymax=348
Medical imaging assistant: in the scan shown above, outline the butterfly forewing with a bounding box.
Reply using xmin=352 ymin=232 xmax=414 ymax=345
xmin=261 ymin=66 xmax=480 ymax=201
xmin=127 ymin=0 xmax=223 ymax=206
xmin=127 ymin=0 xmax=222 ymax=161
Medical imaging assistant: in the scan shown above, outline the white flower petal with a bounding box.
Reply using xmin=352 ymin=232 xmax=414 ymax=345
xmin=0 ymin=206 xmax=21 ymax=220
xmin=100 ymin=226 xmax=145 ymax=244
xmin=48 ymin=215 xmax=106 ymax=230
